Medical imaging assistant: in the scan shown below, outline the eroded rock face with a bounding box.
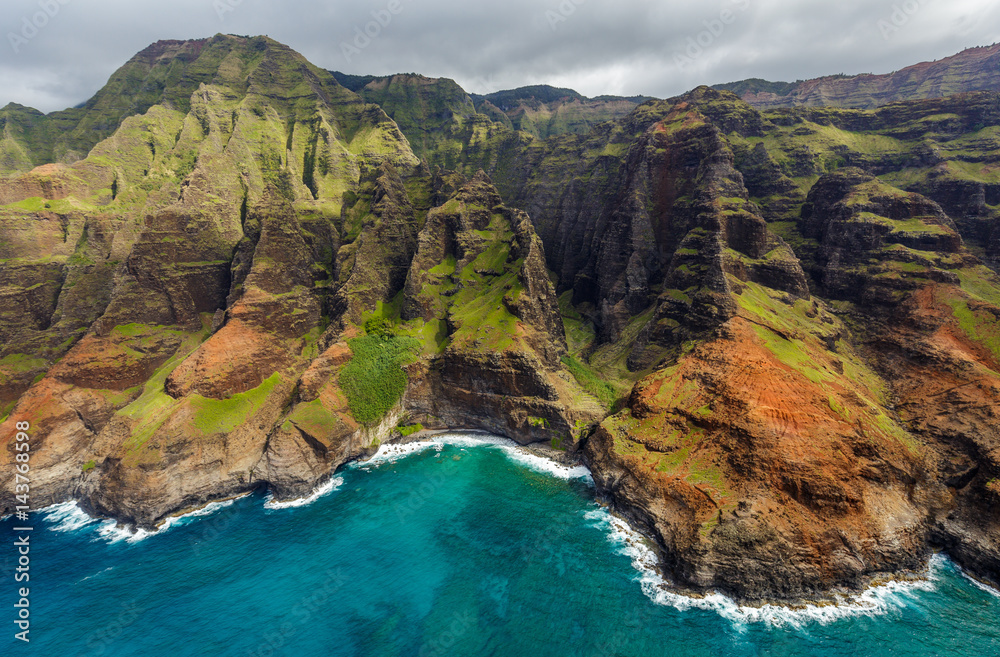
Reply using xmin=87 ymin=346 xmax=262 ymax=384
xmin=0 ymin=35 xmax=426 ymax=527
xmin=582 ymin=161 xmax=1000 ymax=600
xmin=580 ymin=96 xmax=809 ymax=370
xmin=800 ymin=168 xmax=966 ymax=305
xmin=878 ymin=286 xmax=1000 ymax=592
xmin=332 ymin=163 xmax=419 ymax=328
xmin=398 ymin=171 xmax=598 ymax=444
xmin=585 ymin=312 xmax=937 ymax=600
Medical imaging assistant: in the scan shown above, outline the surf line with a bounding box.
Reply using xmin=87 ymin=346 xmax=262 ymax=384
xmin=602 ymin=509 xmax=947 ymax=629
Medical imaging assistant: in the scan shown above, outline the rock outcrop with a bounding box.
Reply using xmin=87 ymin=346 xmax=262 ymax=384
xmin=400 ymin=170 xmax=598 ymax=443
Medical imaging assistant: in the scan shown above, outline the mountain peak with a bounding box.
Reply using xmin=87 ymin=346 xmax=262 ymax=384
xmin=132 ymin=37 xmax=209 ymax=60
xmin=3 ymin=34 xmax=362 ymax=167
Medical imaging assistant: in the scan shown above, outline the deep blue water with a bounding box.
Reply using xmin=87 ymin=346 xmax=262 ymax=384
xmin=3 ymin=433 xmax=999 ymax=657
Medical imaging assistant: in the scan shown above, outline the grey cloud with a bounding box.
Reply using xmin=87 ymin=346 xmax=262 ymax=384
xmin=0 ymin=0 xmax=997 ymax=113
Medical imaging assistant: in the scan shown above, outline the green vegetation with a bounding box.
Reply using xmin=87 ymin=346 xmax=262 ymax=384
xmin=340 ymin=333 xmax=421 ymax=425
xmin=90 ymin=386 xmax=143 ymax=409
xmin=735 ymin=280 xmax=920 ymax=455
xmin=363 ymin=316 xmax=395 ymax=339
xmin=712 ymin=78 xmax=801 ymax=97
xmin=562 ymin=354 xmax=621 ymax=410
xmin=607 ymin=413 xmax=730 ymax=504
xmin=117 ymin=322 xmax=212 ymax=453
xmin=556 ymin=289 xmax=639 ymax=409
xmin=190 ymin=373 xmax=283 ymax=435
xmin=112 ymin=323 xmax=163 ymax=338
xmin=550 ymin=434 xmax=568 ymax=451
xmin=946 ymin=297 xmax=1000 ymax=362
xmin=0 ymin=353 xmax=49 ymax=375
xmin=588 ymin=305 xmax=663 ymax=380
xmin=558 ymin=291 xmax=596 ymax=353
xmin=398 ymin=423 xmax=424 ymax=437
xmin=957 ymin=267 xmax=1000 ymax=308
xmin=82 ymin=460 xmax=96 ymax=473
xmin=286 ymin=398 xmax=342 ymax=438
xmin=0 ymin=401 xmax=16 ymax=424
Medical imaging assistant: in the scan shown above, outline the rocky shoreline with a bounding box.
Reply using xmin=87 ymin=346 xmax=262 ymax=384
xmin=592 ymin=484 xmax=951 ymax=608
xmin=57 ymin=426 xmax=996 ymax=611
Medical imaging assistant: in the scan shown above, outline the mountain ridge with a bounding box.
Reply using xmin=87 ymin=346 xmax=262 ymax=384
xmin=714 ymin=42 xmax=1000 ymax=109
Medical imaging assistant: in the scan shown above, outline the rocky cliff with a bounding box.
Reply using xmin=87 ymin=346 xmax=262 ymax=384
xmin=0 ymin=35 xmax=597 ymax=529
xmin=1 ymin=36 xmax=1000 ymax=604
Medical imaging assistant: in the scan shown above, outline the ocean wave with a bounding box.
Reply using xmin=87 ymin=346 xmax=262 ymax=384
xmin=43 ymin=501 xmax=100 ymax=533
xmin=361 ymin=431 xmax=594 ymax=482
xmin=960 ymin=569 xmax=1000 ymax=599
xmin=94 ymin=521 xmax=152 ymax=544
xmin=94 ymin=495 xmax=248 ymax=544
xmin=359 ymin=440 xmax=440 ymax=467
xmin=583 ymin=507 xmax=613 ymax=530
xmin=500 ymin=446 xmax=593 ymax=482
xmin=77 ymin=566 xmax=114 ymax=583
xmin=600 ymin=509 xmax=940 ymax=628
xmin=263 ymin=476 xmax=344 ymax=510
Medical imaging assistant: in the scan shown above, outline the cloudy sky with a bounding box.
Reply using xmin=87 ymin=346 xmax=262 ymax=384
xmin=2 ymin=0 xmax=998 ymax=112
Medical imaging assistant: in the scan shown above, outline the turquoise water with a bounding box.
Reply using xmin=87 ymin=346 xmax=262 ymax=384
xmin=3 ymin=433 xmax=999 ymax=656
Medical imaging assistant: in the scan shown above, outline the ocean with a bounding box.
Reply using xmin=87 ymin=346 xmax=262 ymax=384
xmin=3 ymin=433 xmax=998 ymax=656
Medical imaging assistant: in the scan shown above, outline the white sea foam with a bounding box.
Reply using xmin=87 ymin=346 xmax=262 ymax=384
xmin=360 ymin=440 xmax=440 ymax=467
xmin=263 ymin=476 xmax=344 ymax=510
xmin=599 ymin=508 xmax=940 ymax=628
xmin=500 ymin=446 xmax=593 ymax=482
xmin=360 ymin=431 xmax=594 ymax=482
xmin=180 ymin=496 xmax=244 ymax=518
xmin=78 ymin=566 xmax=114 ymax=583
xmin=583 ymin=507 xmax=616 ymax=536
xmin=43 ymin=501 xmax=99 ymax=533
xmin=961 ymin=569 xmax=1000 ymax=598
xmin=95 ymin=520 xmax=154 ymax=544
xmin=93 ymin=495 xmax=248 ymax=544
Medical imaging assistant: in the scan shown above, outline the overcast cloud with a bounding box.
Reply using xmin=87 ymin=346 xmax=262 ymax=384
xmin=2 ymin=0 xmax=999 ymax=113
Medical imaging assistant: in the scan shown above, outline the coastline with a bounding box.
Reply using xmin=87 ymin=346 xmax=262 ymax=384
xmin=589 ymin=487 xmax=952 ymax=614
xmin=13 ymin=428 xmax=1000 ymax=615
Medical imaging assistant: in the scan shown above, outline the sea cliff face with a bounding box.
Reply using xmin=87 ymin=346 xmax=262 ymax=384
xmin=1 ymin=34 xmax=999 ymax=603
